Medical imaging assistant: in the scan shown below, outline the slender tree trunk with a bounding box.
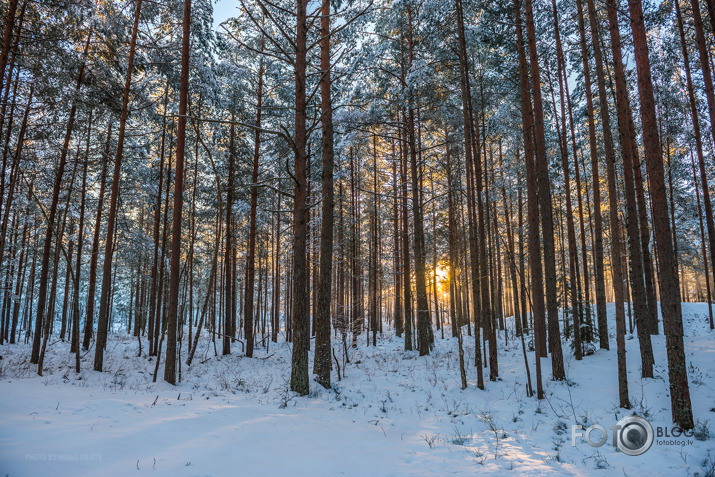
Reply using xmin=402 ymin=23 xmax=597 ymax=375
xmin=515 ymin=0 xmax=544 ymax=398
xmin=314 ymin=0 xmax=334 ymax=386
xmin=690 ymin=150 xmax=714 ymax=329
xmin=32 ymin=33 xmax=90 ymax=365
xmin=82 ymin=122 xmax=110 ymax=350
xmin=93 ymin=1 xmax=142 ymax=371
xmin=164 ymin=0 xmax=191 ymax=384
xmin=596 ymin=0 xmax=632 ymax=408
xmin=405 ymin=8 xmax=431 ymax=356
xmin=0 ymin=0 xmax=19 ymax=96
xmin=147 ymin=85 xmax=169 ymax=356
xmin=398 ymin=128 xmax=412 ymax=352
xmin=393 ymin=143 xmax=403 ymax=338
xmin=370 ymin=135 xmax=379 ymax=346
xmin=524 ymin=0 xmax=564 ymax=380
xmin=224 ymin=112 xmax=235 ymax=356
xmin=455 ymin=0 xmax=484 ymax=387
xmin=602 ymin=1 xmax=654 ymax=377
xmin=70 ymin=110 xmax=91 ymax=358
xmin=676 ymin=0 xmax=715 ymax=328
xmin=585 ymin=0 xmax=611 ymax=350
xmin=273 ymin=180 xmax=281 ymax=343
xmin=551 ymin=0 xmax=583 ymax=359
xmin=244 ymin=39 xmax=264 ymax=358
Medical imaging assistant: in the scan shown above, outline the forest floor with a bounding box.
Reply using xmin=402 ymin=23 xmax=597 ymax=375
xmin=0 ymin=303 xmax=713 ymax=476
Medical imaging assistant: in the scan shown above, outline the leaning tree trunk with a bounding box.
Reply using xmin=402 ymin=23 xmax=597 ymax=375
xmin=0 ymin=0 xmax=19 ymax=96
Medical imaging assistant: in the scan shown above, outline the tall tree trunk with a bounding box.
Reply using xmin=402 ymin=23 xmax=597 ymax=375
xmin=676 ymin=0 xmax=715 ymax=327
xmin=392 ymin=142 xmax=403 ymax=338
xmin=314 ymin=0 xmax=334 ymax=387
xmin=9 ymin=207 xmax=27 ymax=345
xmin=272 ymin=179 xmax=281 ymax=343
xmin=603 ymin=0 xmax=654 ymax=377
xmin=585 ymin=0 xmax=611 ymax=350
xmin=598 ymin=0 xmax=632 ymax=409
xmin=93 ymin=1 xmax=142 ymax=371
xmin=147 ymin=85 xmax=169 ymax=356
xmin=32 ymin=33 xmax=90 ymax=365
xmin=164 ymin=0 xmax=191 ymax=384
xmin=244 ymin=39 xmax=264 ymax=357
xmin=552 ymin=0 xmax=583 ymax=359
xmin=399 ymin=129 xmax=412 ymax=352
xmin=83 ymin=123 xmax=111 ymax=351
xmin=524 ymin=0 xmax=564 ymax=381
xmin=290 ymin=0 xmax=310 ymax=396
xmin=455 ymin=0 xmax=484 ymax=387
xmin=224 ymin=111 xmax=235 ymax=356
xmin=0 ymin=0 xmax=19 ymax=96
xmin=626 ymin=0 xmax=693 ymax=428
xmin=477 ymin=85 xmax=496 ymax=379
xmin=71 ymin=110 xmax=91 ymax=358
xmin=405 ymin=7 xmax=431 ymax=356
xmin=690 ymin=150 xmax=715 ymax=329
xmin=514 ymin=0 xmax=544 ymax=398
xmin=369 ymin=135 xmax=379 ymax=346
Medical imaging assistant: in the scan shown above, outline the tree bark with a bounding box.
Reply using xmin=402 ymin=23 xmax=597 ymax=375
xmin=94 ymin=0 xmax=142 ymax=372
xmin=290 ymin=0 xmax=310 ymax=396
xmin=164 ymin=0 xmax=191 ymax=384
xmin=314 ymin=0 xmax=334 ymax=387
xmin=32 ymin=33 xmax=91 ymax=366
xmin=455 ymin=0 xmax=484 ymax=387
xmin=675 ymin=0 xmax=715 ymax=330
xmin=514 ymin=0 xmax=544 ymax=398
xmin=625 ymin=0 xmax=693 ymax=427
xmin=524 ymin=0 xmax=564 ymax=381
xmin=585 ymin=0 xmax=612 ymax=350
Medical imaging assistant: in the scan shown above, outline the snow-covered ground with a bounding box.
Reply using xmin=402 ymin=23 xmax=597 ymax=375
xmin=1 ymin=303 xmax=713 ymax=476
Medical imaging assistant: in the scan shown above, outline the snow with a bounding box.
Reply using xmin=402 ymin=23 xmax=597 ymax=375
xmin=1 ymin=303 xmax=713 ymax=476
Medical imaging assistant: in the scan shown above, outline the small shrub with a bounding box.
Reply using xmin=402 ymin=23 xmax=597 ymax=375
xmin=694 ymin=419 xmax=711 ymax=442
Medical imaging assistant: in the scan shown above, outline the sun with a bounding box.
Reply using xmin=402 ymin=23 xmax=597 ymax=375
xmin=434 ymin=263 xmax=449 ymax=282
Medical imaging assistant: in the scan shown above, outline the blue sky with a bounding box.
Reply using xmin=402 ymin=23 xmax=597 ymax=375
xmin=212 ymin=0 xmax=237 ymax=31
